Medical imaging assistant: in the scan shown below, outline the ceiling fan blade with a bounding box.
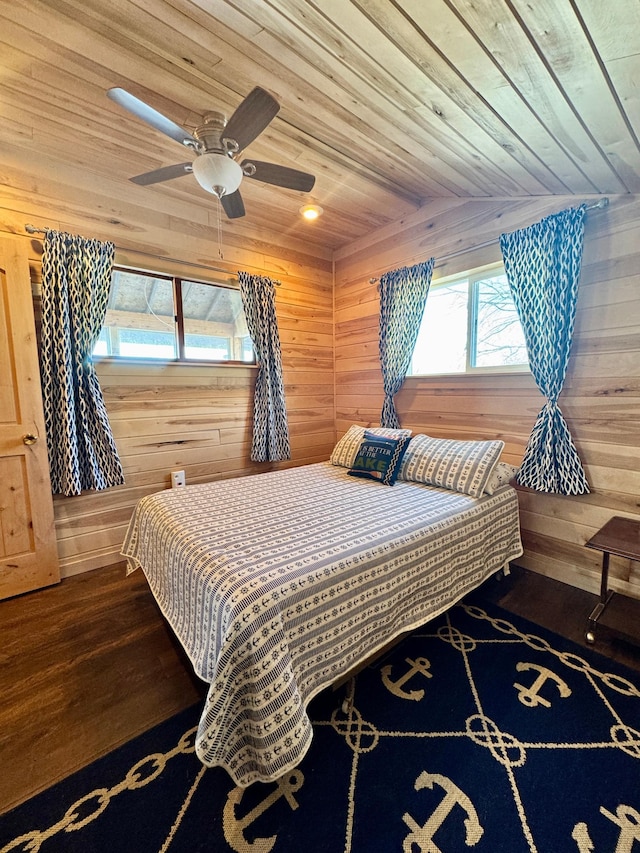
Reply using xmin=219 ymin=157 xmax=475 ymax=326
xmin=107 ymin=87 xmax=197 ymax=147
xmin=130 ymin=163 xmax=193 ymax=186
xmin=223 ymin=87 xmax=280 ymax=151
xmin=220 ymin=189 xmax=246 ymax=219
xmin=242 ymin=160 xmax=316 ymax=192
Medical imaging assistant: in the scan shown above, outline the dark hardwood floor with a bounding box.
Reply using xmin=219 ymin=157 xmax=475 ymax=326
xmin=0 ymin=561 xmax=638 ymax=815
xmin=478 ymin=564 xmax=640 ymax=673
xmin=0 ymin=563 xmax=206 ymax=816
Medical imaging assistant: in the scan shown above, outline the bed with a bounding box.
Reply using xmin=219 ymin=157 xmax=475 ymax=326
xmin=122 ymin=433 xmax=522 ymax=788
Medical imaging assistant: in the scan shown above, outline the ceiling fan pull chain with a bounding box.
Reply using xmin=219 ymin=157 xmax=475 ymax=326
xmin=217 ymin=198 xmax=224 ymax=259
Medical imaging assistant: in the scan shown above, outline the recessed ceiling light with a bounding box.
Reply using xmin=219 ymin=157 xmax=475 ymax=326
xmin=300 ymin=204 xmax=323 ymax=220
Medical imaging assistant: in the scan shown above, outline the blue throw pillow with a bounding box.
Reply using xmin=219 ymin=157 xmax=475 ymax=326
xmin=347 ymin=431 xmax=410 ymax=486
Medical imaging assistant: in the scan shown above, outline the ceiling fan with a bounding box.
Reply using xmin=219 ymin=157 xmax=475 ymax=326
xmin=107 ymin=86 xmax=316 ymax=219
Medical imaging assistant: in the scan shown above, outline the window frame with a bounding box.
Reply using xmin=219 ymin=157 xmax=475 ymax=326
xmin=94 ymin=265 xmax=256 ymax=367
xmin=408 ymin=261 xmax=530 ymax=378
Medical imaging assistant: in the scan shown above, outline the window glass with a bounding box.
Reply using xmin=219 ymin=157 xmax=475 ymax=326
xmin=101 ymin=271 xmax=177 ymax=359
xmin=94 ymin=328 xmax=109 ymax=356
xmin=181 ymin=280 xmax=251 ymax=362
xmin=474 ymin=272 xmax=528 ymax=368
xmin=410 ymin=281 xmax=468 ymax=374
xmin=93 ymin=268 xmax=254 ymax=364
xmin=118 ymin=328 xmax=176 ymax=359
xmin=409 ymin=265 xmax=529 ymax=376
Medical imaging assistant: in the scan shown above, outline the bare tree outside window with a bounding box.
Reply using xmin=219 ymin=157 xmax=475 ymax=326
xmin=474 ymin=272 xmax=528 ymax=367
xmin=409 ymin=265 xmax=529 ymax=376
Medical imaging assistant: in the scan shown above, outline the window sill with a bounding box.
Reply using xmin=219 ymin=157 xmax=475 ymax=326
xmin=400 ymin=372 xmax=537 ymax=391
xmin=407 ymin=367 xmax=531 ymax=379
xmin=94 ymin=356 xmax=257 ymax=369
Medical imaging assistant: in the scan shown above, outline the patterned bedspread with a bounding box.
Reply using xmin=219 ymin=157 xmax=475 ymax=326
xmin=122 ymin=462 xmax=523 ymax=786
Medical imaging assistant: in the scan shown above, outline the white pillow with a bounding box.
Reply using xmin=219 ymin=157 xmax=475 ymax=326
xmin=330 ymin=424 xmax=412 ymax=469
xmin=399 ymin=434 xmax=504 ymax=498
xmin=483 ymin=462 xmax=519 ymax=494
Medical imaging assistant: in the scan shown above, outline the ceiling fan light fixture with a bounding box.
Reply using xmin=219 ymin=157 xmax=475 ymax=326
xmin=192 ymin=153 xmax=243 ymax=197
xmin=300 ymin=204 xmax=323 ymax=220
xmin=109 ymin=86 xmax=316 ymax=218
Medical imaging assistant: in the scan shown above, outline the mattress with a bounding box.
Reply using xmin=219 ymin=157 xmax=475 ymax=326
xmin=122 ymin=461 xmax=523 ymax=786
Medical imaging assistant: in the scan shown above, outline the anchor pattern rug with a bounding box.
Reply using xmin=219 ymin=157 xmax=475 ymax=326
xmin=1 ymin=601 xmax=639 ymax=853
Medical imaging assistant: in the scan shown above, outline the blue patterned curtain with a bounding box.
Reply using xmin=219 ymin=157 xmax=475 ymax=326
xmin=500 ymin=205 xmax=589 ymax=495
xmin=238 ymin=272 xmax=290 ymax=462
xmin=379 ymin=259 xmax=434 ymax=427
xmin=40 ymin=230 xmax=124 ymax=496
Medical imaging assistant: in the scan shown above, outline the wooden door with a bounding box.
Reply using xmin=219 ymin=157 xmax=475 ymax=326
xmin=0 ymin=236 xmax=59 ymax=598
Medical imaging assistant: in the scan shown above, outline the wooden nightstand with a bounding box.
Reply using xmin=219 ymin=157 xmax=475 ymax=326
xmin=584 ymin=516 xmax=640 ymax=645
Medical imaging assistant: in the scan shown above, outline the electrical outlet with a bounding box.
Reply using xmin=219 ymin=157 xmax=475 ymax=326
xmin=171 ymin=469 xmax=186 ymax=488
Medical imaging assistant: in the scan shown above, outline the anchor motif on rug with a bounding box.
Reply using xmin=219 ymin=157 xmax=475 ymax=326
xmin=402 ymin=771 xmax=483 ymax=852
xmin=513 ymin=662 xmax=571 ymax=708
xmin=572 ymin=804 xmax=640 ymax=853
xmin=223 ymin=770 xmax=304 ymax=853
xmin=381 ymin=656 xmax=432 ymax=700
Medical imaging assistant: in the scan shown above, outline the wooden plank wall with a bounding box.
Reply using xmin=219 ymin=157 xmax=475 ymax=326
xmin=334 ymin=194 xmax=640 ymax=600
xmin=0 ymin=196 xmax=335 ymax=578
xmin=3 ymin=183 xmax=640 ymax=597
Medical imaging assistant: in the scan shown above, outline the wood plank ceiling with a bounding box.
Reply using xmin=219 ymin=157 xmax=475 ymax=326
xmin=1 ymin=0 xmax=638 ymax=252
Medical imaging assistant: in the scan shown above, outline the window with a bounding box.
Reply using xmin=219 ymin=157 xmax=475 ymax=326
xmin=93 ymin=268 xmax=254 ymax=363
xmin=409 ymin=264 xmax=529 ymax=376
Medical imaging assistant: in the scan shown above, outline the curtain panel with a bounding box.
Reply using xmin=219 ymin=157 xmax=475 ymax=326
xmin=500 ymin=205 xmax=589 ymax=495
xmin=238 ymin=272 xmax=290 ymax=462
xmin=378 ymin=259 xmax=435 ymax=428
xmin=40 ymin=230 xmax=124 ymax=496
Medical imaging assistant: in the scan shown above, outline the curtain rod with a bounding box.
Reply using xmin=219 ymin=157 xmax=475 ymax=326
xmin=23 ymin=224 xmax=282 ymax=286
xmin=368 ymin=197 xmax=610 ymax=284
